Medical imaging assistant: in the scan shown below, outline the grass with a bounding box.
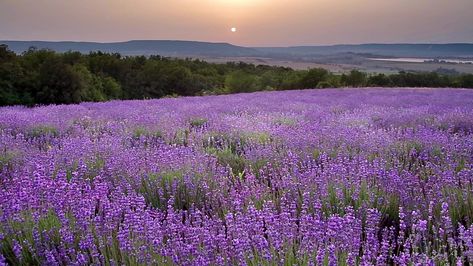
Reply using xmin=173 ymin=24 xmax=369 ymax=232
xmin=317 ymin=181 xmax=400 ymax=229
xmin=189 ymin=118 xmax=208 ymax=128
xmin=0 ymin=148 xmax=20 ymax=172
xmin=0 ymin=208 xmax=176 ymax=266
xmin=206 ymin=147 xmax=246 ymax=175
xmin=137 ymin=170 xmax=209 ymax=211
xmin=132 ymin=127 xmax=163 ymax=140
xmin=272 ymin=117 xmax=297 ymax=127
xmin=129 ymin=127 xmax=164 ymax=148
xmin=1 ymin=209 xmax=63 ymax=265
xmin=202 ymin=131 xmax=276 ymax=175
xmin=203 ymin=132 xmax=244 ymax=153
xmin=170 ymin=128 xmax=190 ymax=146
xmin=26 ymin=125 xmax=58 ymax=139
xmin=445 ymin=187 xmax=473 ymax=227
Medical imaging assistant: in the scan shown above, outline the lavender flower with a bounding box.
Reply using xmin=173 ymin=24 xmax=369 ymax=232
xmin=1 ymin=88 xmax=473 ymax=264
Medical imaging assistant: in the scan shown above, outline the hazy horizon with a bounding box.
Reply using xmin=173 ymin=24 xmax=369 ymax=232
xmin=1 ymin=0 xmax=473 ymax=46
xmin=3 ymin=39 xmax=473 ymax=48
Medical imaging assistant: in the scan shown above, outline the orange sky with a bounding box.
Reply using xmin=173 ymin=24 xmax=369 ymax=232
xmin=1 ymin=0 xmax=472 ymax=46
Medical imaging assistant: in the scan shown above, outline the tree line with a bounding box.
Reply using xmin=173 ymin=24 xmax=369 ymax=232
xmin=1 ymin=44 xmax=473 ymax=106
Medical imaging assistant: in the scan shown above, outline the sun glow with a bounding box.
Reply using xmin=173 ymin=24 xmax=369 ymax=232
xmin=216 ymin=0 xmax=263 ymax=7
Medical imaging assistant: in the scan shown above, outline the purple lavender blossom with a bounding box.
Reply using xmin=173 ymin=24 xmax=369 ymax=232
xmin=1 ymin=88 xmax=473 ymax=265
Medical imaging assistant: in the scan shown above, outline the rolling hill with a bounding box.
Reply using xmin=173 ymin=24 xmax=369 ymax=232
xmin=0 ymin=40 xmax=260 ymax=57
xmin=2 ymin=40 xmax=473 ymax=58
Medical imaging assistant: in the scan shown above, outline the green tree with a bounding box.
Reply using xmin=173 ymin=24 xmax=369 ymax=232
xmin=101 ymin=77 xmax=122 ymax=99
xmin=38 ymin=56 xmax=85 ymax=104
xmin=225 ymin=70 xmax=261 ymax=93
xmin=368 ymin=74 xmax=392 ymax=87
xmin=299 ymin=68 xmax=329 ymax=89
xmin=164 ymin=65 xmax=195 ymax=96
xmin=260 ymin=70 xmax=287 ymax=90
xmin=280 ymin=71 xmax=305 ymax=90
xmin=0 ymin=45 xmax=19 ymax=105
xmin=459 ymin=74 xmax=473 ymax=88
xmin=342 ymin=70 xmax=367 ymax=87
xmin=72 ymin=64 xmax=107 ymax=102
xmin=136 ymin=60 xmax=166 ymax=98
xmin=0 ymin=45 xmax=34 ymax=105
xmin=2 ymin=45 xmax=473 ymax=107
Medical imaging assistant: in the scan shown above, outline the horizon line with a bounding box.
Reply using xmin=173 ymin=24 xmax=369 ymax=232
xmin=2 ymin=39 xmax=473 ymax=48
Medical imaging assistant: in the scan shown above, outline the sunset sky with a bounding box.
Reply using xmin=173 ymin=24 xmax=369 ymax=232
xmin=1 ymin=0 xmax=472 ymax=46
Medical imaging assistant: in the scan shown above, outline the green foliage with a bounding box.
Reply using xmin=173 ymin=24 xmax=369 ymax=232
xmin=37 ymin=55 xmax=86 ymax=104
xmin=202 ymin=131 xmax=274 ymax=175
xmin=1 ymin=45 xmax=473 ymax=106
xmin=206 ymin=147 xmax=246 ymax=175
xmin=1 ymin=209 xmax=63 ymax=265
xmin=27 ymin=125 xmax=58 ymax=139
xmin=242 ymin=131 xmax=273 ymax=145
xmin=72 ymin=64 xmax=106 ymax=102
xmin=312 ymin=148 xmax=321 ymax=160
xmin=203 ymin=132 xmax=245 ymax=155
xmin=0 ymin=45 xmax=33 ymax=105
xmin=129 ymin=127 xmax=164 ymax=148
xmin=368 ymin=73 xmax=392 ymax=87
xmin=316 ymin=81 xmax=335 ymax=88
xmin=273 ymin=117 xmax=297 ymax=127
xmin=189 ymin=117 xmax=208 ymax=128
xmin=225 ymin=70 xmax=261 ymax=93
xmin=299 ymin=68 xmax=329 ymax=89
xmin=171 ymin=128 xmax=190 ymax=146
xmin=138 ymin=170 xmax=209 ymax=211
xmin=341 ymin=70 xmax=368 ymax=87
xmin=0 ymin=149 xmax=19 ymax=172
xmin=0 ymin=208 xmax=173 ymax=265
xmin=389 ymin=71 xmax=450 ymax=88
xmin=459 ymin=74 xmax=473 ymax=88
xmin=320 ymin=181 xmax=400 ymax=228
xmin=85 ymin=155 xmax=106 ymax=179
xmin=132 ymin=127 xmax=163 ymax=140
xmin=445 ymin=187 xmax=473 ymax=227
xmin=101 ymin=76 xmax=122 ymax=99
xmin=259 ymin=70 xmax=286 ymax=90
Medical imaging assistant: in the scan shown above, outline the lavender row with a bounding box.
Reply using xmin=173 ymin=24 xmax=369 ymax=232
xmin=1 ymin=88 xmax=473 ymax=265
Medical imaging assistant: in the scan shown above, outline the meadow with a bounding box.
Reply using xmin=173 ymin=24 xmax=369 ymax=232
xmin=1 ymin=88 xmax=473 ymax=265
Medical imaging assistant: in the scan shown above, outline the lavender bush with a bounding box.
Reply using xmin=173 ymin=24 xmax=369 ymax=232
xmin=1 ymin=88 xmax=473 ymax=265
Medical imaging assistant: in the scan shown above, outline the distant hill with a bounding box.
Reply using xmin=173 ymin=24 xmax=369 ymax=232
xmin=1 ymin=40 xmax=473 ymax=58
xmin=0 ymin=40 xmax=259 ymax=57
xmin=255 ymin=43 xmax=473 ymax=58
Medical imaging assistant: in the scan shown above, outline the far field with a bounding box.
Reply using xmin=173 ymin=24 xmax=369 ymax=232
xmin=199 ymin=55 xmax=473 ymax=74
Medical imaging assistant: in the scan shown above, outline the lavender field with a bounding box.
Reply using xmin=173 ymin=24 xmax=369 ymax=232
xmin=1 ymin=88 xmax=473 ymax=265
